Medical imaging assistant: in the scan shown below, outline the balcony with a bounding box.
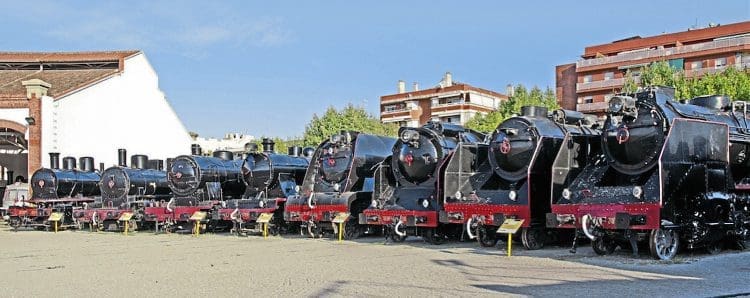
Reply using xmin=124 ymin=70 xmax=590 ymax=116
xmin=381 ymin=107 xmax=409 ymax=115
xmin=577 ymin=36 xmax=750 ymax=68
xmin=576 ymin=77 xmax=626 ymax=91
xmin=576 ymin=101 xmax=609 ymax=113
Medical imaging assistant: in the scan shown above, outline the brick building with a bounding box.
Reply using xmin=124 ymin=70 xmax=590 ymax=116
xmin=556 ymin=20 xmax=750 ymax=113
xmin=380 ymin=72 xmax=508 ymax=127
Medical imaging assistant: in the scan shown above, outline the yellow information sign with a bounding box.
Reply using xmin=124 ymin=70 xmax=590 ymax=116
xmin=118 ymin=212 xmax=134 ymax=221
xmin=190 ymin=211 xmax=207 ymax=221
xmin=256 ymin=213 xmax=274 ymax=223
xmin=48 ymin=212 xmax=63 ymax=222
xmin=332 ymin=212 xmax=350 ymax=224
xmin=497 ymin=219 xmax=525 ymax=234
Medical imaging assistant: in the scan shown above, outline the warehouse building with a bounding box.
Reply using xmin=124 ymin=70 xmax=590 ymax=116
xmin=0 ymin=50 xmax=192 ymax=182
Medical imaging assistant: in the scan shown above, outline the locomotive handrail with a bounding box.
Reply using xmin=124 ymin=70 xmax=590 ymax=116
xmin=394 ymin=220 xmax=406 ymax=237
xmin=581 ymin=214 xmax=597 ymax=240
xmin=307 ymin=193 xmax=315 ymax=209
xmin=466 ymin=217 xmax=477 ymax=239
xmin=166 ymin=197 xmax=175 ymax=212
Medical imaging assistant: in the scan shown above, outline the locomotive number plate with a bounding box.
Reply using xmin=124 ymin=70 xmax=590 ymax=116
xmin=256 ymin=213 xmax=274 ymax=223
xmin=332 ymin=212 xmax=350 ymax=223
xmin=48 ymin=212 xmax=63 ymax=222
xmin=190 ymin=211 xmax=207 ymax=221
xmin=497 ymin=219 xmax=525 ymax=234
xmin=118 ymin=212 xmax=134 ymax=221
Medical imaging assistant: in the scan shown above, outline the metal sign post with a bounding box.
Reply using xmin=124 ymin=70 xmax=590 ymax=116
xmin=48 ymin=212 xmax=63 ymax=233
xmin=118 ymin=212 xmax=134 ymax=236
xmin=257 ymin=213 xmax=274 ymax=239
xmin=190 ymin=211 xmax=207 ymax=237
xmin=497 ymin=219 xmax=525 ymax=257
xmin=332 ymin=212 xmax=351 ymax=242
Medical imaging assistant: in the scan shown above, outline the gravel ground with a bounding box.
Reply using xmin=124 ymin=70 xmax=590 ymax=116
xmin=0 ymin=226 xmax=748 ymax=297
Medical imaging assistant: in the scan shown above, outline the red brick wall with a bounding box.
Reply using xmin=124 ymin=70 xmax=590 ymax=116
xmin=555 ymin=63 xmax=577 ymax=110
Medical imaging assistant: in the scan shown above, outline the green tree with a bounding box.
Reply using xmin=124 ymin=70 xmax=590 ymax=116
xmin=465 ymin=85 xmax=559 ymax=133
xmin=301 ymin=104 xmax=398 ymax=146
xmin=623 ymin=60 xmax=750 ymax=100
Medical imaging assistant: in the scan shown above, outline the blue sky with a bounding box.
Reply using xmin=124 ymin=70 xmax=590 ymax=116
xmin=1 ymin=1 xmax=748 ymax=138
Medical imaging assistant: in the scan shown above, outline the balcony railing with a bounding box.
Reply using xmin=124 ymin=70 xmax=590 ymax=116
xmin=576 ymin=101 xmax=609 ymax=112
xmin=576 ymin=77 xmax=626 ymax=91
xmin=577 ymin=36 xmax=750 ymax=68
xmin=381 ymin=108 xmax=409 ymax=114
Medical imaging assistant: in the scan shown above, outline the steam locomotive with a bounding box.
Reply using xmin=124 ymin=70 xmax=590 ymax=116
xmin=75 ymin=149 xmax=171 ymax=231
xmin=8 ymin=153 xmax=100 ymax=230
xmin=362 ymin=122 xmax=484 ymax=244
xmin=284 ymin=131 xmax=396 ymax=238
xmin=144 ymin=145 xmax=245 ymax=232
xmin=548 ymin=86 xmax=750 ymax=260
xmin=442 ymin=106 xmax=600 ymax=249
xmin=216 ymin=139 xmax=309 ymax=235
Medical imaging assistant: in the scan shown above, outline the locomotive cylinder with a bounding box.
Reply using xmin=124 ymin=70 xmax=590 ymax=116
xmin=63 ymin=157 xmax=77 ymax=170
xmin=49 ymin=152 xmax=60 ymax=169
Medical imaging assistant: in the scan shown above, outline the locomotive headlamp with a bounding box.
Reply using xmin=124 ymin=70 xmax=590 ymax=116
xmin=608 ymin=96 xmax=637 ymax=117
xmin=330 ymin=134 xmax=343 ymax=144
xmin=421 ymin=199 xmax=430 ymax=209
xmin=258 ymin=200 xmax=266 ymax=208
xmin=454 ymin=191 xmax=463 ymax=200
xmin=333 ymin=183 xmax=341 ymax=191
xmin=295 ymin=185 xmax=301 ymax=193
xmin=370 ymin=200 xmax=378 ymax=208
xmin=562 ymin=188 xmax=572 ymax=200
xmin=508 ymin=190 xmax=517 ymax=201
xmin=400 ymin=130 xmax=420 ymax=144
xmin=632 ymin=186 xmax=643 ymax=199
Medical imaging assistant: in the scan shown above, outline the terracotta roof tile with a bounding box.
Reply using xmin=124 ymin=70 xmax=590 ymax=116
xmin=0 ymin=50 xmax=140 ymax=100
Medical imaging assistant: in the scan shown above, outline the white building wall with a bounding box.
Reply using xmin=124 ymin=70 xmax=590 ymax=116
xmin=0 ymin=108 xmax=30 ymax=134
xmin=42 ymin=53 xmax=192 ymax=167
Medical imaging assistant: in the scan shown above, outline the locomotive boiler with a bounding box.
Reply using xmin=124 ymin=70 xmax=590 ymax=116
xmin=75 ymin=149 xmax=171 ymax=231
xmin=217 ymin=139 xmax=309 ymax=235
xmin=548 ymin=86 xmax=750 ymax=260
xmin=284 ymin=131 xmax=396 ymax=239
xmin=144 ymin=147 xmax=245 ymax=232
xmin=9 ymin=153 xmax=100 ymax=229
xmin=442 ymin=106 xmax=599 ymax=249
xmin=362 ymin=122 xmax=484 ymax=244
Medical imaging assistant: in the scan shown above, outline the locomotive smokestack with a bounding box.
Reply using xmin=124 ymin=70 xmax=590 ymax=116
xmin=520 ymin=106 xmax=548 ymax=118
xmin=191 ymin=144 xmax=202 ymax=156
xmin=131 ymin=155 xmax=148 ymax=169
xmin=49 ymin=152 xmax=60 ymax=169
xmin=288 ymin=146 xmax=302 ymax=157
xmin=118 ymin=149 xmax=127 ymax=167
xmin=63 ymin=156 xmax=77 ymax=170
xmin=99 ymin=162 xmax=105 ymax=173
xmin=262 ymin=138 xmax=275 ymax=153
xmin=166 ymin=158 xmax=174 ymax=172
xmin=79 ymin=157 xmax=95 ymax=172
xmin=213 ymin=150 xmax=234 ymax=161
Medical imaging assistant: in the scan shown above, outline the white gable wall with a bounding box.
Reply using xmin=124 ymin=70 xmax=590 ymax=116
xmin=42 ymin=52 xmax=192 ymax=168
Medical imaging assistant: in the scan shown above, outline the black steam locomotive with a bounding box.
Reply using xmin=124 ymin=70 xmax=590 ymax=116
xmin=285 ymin=131 xmax=396 ymax=238
xmin=9 ymin=153 xmax=100 ymax=229
xmin=362 ymin=122 xmax=484 ymax=244
xmin=144 ymin=146 xmax=245 ymax=232
xmin=217 ymin=139 xmax=309 ymax=235
xmin=77 ymin=149 xmax=171 ymax=231
xmin=442 ymin=106 xmax=599 ymax=249
xmin=548 ymin=86 xmax=750 ymax=260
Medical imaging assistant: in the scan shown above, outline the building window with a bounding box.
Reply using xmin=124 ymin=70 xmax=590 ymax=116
xmin=436 ymin=96 xmax=463 ymax=106
xmin=583 ymin=96 xmax=593 ymax=104
xmin=583 ymin=75 xmax=593 ymax=83
xmin=715 ymin=57 xmax=727 ymax=69
xmin=384 ymin=104 xmax=404 ymax=112
xmin=440 ymin=116 xmax=460 ymax=123
xmin=691 ymin=61 xmax=703 ymax=70
xmin=604 ymin=72 xmax=614 ymax=81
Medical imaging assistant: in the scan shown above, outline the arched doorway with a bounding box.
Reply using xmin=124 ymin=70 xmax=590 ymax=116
xmin=0 ymin=120 xmax=29 ymax=185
